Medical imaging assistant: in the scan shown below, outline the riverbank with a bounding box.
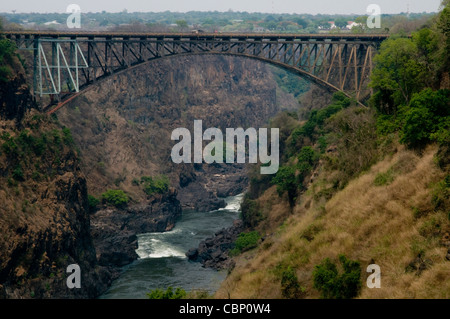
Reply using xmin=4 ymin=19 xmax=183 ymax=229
xmin=100 ymin=193 xmax=243 ymax=299
xmin=90 ymin=188 xmax=182 ymax=281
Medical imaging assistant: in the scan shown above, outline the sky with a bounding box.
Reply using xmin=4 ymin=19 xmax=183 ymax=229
xmin=1 ymin=0 xmax=443 ymax=14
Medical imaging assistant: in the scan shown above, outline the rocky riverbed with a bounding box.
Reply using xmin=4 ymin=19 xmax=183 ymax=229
xmin=90 ymin=188 xmax=182 ymax=279
xmin=186 ymin=219 xmax=244 ymax=270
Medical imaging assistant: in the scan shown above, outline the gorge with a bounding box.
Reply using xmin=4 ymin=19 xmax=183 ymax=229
xmin=0 ymin=50 xmax=306 ymax=298
xmin=2 ymin=6 xmax=448 ymax=298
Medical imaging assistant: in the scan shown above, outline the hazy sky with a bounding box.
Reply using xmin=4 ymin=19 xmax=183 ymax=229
xmin=1 ymin=0 xmax=443 ymax=14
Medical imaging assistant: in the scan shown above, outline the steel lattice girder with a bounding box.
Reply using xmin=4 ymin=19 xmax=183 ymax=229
xmin=4 ymin=31 xmax=385 ymax=106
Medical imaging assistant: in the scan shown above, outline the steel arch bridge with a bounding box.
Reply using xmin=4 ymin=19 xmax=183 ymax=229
xmin=2 ymin=31 xmax=389 ymax=113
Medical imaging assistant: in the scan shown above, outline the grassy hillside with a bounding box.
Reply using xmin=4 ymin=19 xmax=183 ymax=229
xmin=216 ymin=144 xmax=449 ymax=299
xmin=215 ymin=3 xmax=449 ymax=299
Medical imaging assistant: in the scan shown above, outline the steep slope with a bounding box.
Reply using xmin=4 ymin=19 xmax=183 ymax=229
xmin=216 ymin=144 xmax=449 ymax=299
xmin=215 ymin=6 xmax=450 ymax=298
xmin=0 ymin=41 xmax=110 ymax=298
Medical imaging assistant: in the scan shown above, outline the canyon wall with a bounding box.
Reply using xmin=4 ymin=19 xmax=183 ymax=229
xmin=57 ymin=55 xmax=300 ymax=209
xmin=0 ymin=55 xmax=110 ymax=298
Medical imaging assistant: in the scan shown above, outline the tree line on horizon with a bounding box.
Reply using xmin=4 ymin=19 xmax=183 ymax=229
xmin=0 ymin=10 xmax=437 ymax=34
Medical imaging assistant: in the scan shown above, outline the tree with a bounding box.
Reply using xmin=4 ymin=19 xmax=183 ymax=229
xmin=101 ymin=189 xmax=129 ymax=208
xmin=297 ymin=146 xmax=319 ymax=174
xmin=414 ymin=28 xmax=442 ymax=88
xmin=293 ymin=17 xmax=308 ymax=29
xmin=280 ymin=266 xmax=303 ymax=298
xmin=0 ymin=38 xmax=16 ymax=82
xmin=313 ymin=255 xmax=362 ymax=299
xmin=351 ymin=16 xmax=368 ymax=33
xmin=334 ymin=18 xmax=348 ymax=29
xmin=140 ymin=175 xmax=170 ymax=195
xmin=437 ymin=2 xmax=450 ymax=76
xmin=272 ymin=165 xmax=298 ymax=207
xmin=176 ymin=19 xmax=188 ymax=31
xmin=370 ymin=37 xmax=425 ymax=114
xmin=400 ymin=104 xmax=434 ymax=147
xmin=400 ymin=88 xmax=450 ymax=147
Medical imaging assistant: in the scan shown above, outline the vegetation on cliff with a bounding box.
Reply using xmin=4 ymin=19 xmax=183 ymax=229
xmin=0 ymin=32 xmax=110 ymax=298
xmin=217 ymin=3 xmax=449 ymax=299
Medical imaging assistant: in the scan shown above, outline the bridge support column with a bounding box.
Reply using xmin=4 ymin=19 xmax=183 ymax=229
xmin=33 ymin=39 xmax=88 ymax=98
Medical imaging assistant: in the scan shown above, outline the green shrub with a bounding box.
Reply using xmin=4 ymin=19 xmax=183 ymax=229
xmin=240 ymin=195 xmax=263 ymax=228
xmin=400 ymin=104 xmax=434 ymax=147
xmin=140 ymin=175 xmax=170 ymax=195
xmin=272 ymin=165 xmax=298 ymax=207
xmin=12 ymin=165 xmax=24 ymax=181
xmin=0 ymin=39 xmax=16 ymax=82
xmin=146 ymin=287 xmax=186 ymax=299
xmin=374 ymin=169 xmax=395 ymax=186
xmin=62 ymin=127 xmax=74 ymax=146
xmin=17 ymin=130 xmax=35 ymax=154
xmin=32 ymin=136 xmax=46 ymax=156
xmin=431 ymin=177 xmax=449 ymax=210
xmin=297 ymin=146 xmax=319 ymax=174
xmin=230 ymin=231 xmax=261 ymax=256
xmin=88 ymin=195 xmax=100 ymax=210
xmin=317 ymin=136 xmax=328 ymax=154
xmin=376 ymin=87 xmax=450 ymax=149
xmin=312 ymin=255 xmax=362 ymax=299
xmin=101 ymin=189 xmax=129 ymax=208
xmin=1 ymin=133 xmax=17 ymax=155
xmin=51 ymin=129 xmax=62 ymax=145
xmin=315 ymin=103 xmax=344 ymax=126
xmin=289 ymin=92 xmax=351 ymax=151
xmin=280 ymin=266 xmax=304 ymax=299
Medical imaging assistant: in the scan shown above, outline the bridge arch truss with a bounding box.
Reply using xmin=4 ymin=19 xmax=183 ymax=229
xmin=4 ymin=32 xmax=388 ymax=111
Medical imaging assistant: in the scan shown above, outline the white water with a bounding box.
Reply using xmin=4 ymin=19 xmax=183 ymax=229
xmin=100 ymin=193 xmax=244 ymax=299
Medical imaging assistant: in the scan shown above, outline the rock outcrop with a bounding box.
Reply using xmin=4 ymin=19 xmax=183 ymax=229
xmin=90 ymin=189 xmax=182 ymax=275
xmin=186 ymin=220 xmax=244 ymax=270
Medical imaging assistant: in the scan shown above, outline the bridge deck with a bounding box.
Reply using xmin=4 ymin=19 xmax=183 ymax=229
xmin=1 ymin=31 xmax=389 ymax=42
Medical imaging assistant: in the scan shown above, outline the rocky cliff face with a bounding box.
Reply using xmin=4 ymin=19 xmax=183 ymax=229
xmin=0 ymin=41 xmax=302 ymax=298
xmin=90 ymin=188 xmax=182 ymax=277
xmin=0 ymin=54 xmax=110 ymax=298
xmin=56 ymin=55 xmax=299 ymax=210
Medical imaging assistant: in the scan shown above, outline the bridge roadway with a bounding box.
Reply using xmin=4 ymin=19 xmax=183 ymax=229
xmin=2 ymin=30 xmax=389 ymax=41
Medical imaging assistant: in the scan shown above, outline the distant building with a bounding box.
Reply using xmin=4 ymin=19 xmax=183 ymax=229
xmin=328 ymin=21 xmax=337 ymax=29
xmin=346 ymin=21 xmax=362 ymax=30
xmin=43 ymin=20 xmax=61 ymax=26
xmin=254 ymin=26 xmax=265 ymax=32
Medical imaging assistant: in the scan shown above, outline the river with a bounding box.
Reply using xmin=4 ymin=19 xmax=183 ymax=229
xmin=99 ymin=193 xmax=244 ymax=299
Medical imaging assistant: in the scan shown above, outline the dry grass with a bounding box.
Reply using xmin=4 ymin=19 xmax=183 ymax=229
xmin=216 ymin=145 xmax=449 ymax=299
